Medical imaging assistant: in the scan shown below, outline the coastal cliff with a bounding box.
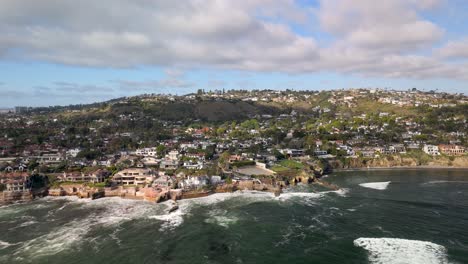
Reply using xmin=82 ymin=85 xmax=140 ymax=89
xmin=0 ymin=188 xmax=47 ymax=205
xmin=330 ymin=155 xmax=468 ymax=169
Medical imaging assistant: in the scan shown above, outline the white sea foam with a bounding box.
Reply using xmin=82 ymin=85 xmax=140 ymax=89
xmin=13 ymin=197 xmax=168 ymax=259
xmin=277 ymin=188 xmax=349 ymax=205
xmin=320 ymin=188 xmax=349 ymax=197
xmin=18 ymin=220 xmax=37 ymax=228
xmin=359 ymin=181 xmax=391 ymax=190
xmin=423 ymin=180 xmax=468 ymax=185
xmin=43 ymin=196 xmax=91 ymax=203
xmin=354 ymin=238 xmax=449 ymax=264
xmin=183 ymin=191 xmax=275 ymax=206
xmin=205 ymin=209 xmax=239 ymax=228
xmin=277 ymin=192 xmax=322 ymax=201
xmin=14 ymin=219 xmax=92 ymax=258
xmin=148 ymin=202 xmax=186 ymax=231
xmin=0 ymin=240 xmax=19 ymax=249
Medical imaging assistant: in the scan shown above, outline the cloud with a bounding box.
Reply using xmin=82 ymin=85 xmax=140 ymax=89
xmin=316 ymin=0 xmax=444 ymax=53
xmin=436 ymin=38 xmax=468 ymax=59
xmin=53 ymin=82 xmax=115 ymax=93
xmin=207 ymin=80 xmax=227 ymax=88
xmin=112 ymin=69 xmax=195 ymax=90
xmin=0 ymin=0 xmax=318 ymax=69
xmin=0 ymin=0 xmax=467 ymax=81
xmin=0 ymin=90 xmax=27 ymax=98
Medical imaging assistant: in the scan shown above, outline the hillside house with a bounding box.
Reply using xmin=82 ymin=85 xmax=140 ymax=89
xmin=438 ymin=145 xmax=466 ymax=156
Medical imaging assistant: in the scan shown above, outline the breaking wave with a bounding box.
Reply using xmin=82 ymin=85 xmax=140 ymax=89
xmin=0 ymin=240 xmax=19 ymax=249
xmin=6 ymin=188 xmax=351 ymax=259
xmin=205 ymin=209 xmax=239 ymax=228
xmin=354 ymin=238 xmax=449 ymax=264
xmin=422 ymin=180 xmax=468 ymax=185
xmin=11 ymin=197 xmax=167 ymax=260
xmin=359 ymin=181 xmax=391 ymax=190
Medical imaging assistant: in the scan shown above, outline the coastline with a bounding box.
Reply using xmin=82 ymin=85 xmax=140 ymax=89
xmin=333 ymin=165 xmax=468 ymax=172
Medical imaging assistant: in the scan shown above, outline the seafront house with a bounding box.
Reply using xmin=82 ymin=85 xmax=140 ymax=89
xmin=0 ymin=172 xmax=30 ymax=192
xmin=423 ymin=145 xmax=440 ymax=156
xmin=112 ymin=168 xmax=155 ymax=186
xmin=59 ymin=169 xmax=110 ymax=183
xmin=438 ymin=145 xmax=466 ymax=156
xmin=178 ymin=176 xmax=209 ymax=189
xmin=152 ymin=175 xmax=176 ymax=187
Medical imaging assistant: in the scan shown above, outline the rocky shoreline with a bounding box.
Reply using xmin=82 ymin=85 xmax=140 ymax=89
xmin=333 ymin=165 xmax=468 ymax=172
xmin=5 ymin=165 xmax=466 ymax=205
xmin=0 ymin=178 xmax=299 ymax=205
xmin=0 ymin=188 xmax=48 ymax=205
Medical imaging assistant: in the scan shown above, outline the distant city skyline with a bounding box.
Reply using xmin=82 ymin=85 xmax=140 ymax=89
xmin=1 ymin=0 xmax=468 ymax=107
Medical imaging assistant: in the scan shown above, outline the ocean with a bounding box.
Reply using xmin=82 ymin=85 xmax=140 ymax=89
xmin=0 ymin=169 xmax=467 ymax=264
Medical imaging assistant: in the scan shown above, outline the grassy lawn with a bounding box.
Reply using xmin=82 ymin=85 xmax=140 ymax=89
xmin=279 ymin=160 xmax=304 ymax=169
xmin=271 ymin=160 xmax=304 ymax=173
xmin=270 ymin=165 xmax=290 ymax=173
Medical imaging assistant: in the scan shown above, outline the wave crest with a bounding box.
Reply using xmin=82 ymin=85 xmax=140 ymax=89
xmin=359 ymin=181 xmax=391 ymax=190
xmin=354 ymin=237 xmax=448 ymax=264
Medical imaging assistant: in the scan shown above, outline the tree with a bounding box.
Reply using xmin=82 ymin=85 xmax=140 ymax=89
xmin=218 ymin=151 xmax=231 ymax=170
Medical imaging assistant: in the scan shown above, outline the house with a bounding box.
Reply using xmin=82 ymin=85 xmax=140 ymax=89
xmin=438 ymin=145 xmax=466 ymax=156
xmin=152 ymin=175 xmax=175 ymax=187
xmin=383 ymin=144 xmax=406 ymax=154
xmin=60 ymin=169 xmax=110 ymax=183
xmin=179 ymin=176 xmax=209 ymax=189
xmin=0 ymin=172 xmax=30 ymax=192
xmin=314 ymin=150 xmax=328 ymax=156
xmin=92 ymin=158 xmax=114 ymax=167
xmin=179 ymin=143 xmax=197 ymax=150
xmin=31 ymin=153 xmax=64 ymax=164
xmin=229 ymin=155 xmax=243 ymax=163
xmin=423 ymin=145 xmax=439 ymax=156
xmin=112 ymin=168 xmax=155 ymax=186
xmin=160 ymin=159 xmax=179 ymax=170
xmin=166 ymin=150 xmax=180 ymax=161
xmin=185 ymin=152 xmax=206 ymax=161
xmin=141 ymin=157 xmax=160 ymax=166
xmin=355 ymin=148 xmax=376 ymax=158
xmin=183 ymin=161 xmax=204 ymax=170
xmin=282 ymin=149 xmax=305 ymax=157
xmin=135 ymin=147 xmax=158 ymax=157
xmin=66 ymin=148 xmax=81 ymax=158
xmin=210 ymin=176 xmax=223 ymax=185
xmin=4 ymin=164 xmax=28 ymax=172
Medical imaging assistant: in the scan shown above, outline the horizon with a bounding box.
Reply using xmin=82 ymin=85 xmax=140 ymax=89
xmin=5 ymin=87 xmax=466 ymax=109
xmin=1 ymin=1 xmax=468 ymax=107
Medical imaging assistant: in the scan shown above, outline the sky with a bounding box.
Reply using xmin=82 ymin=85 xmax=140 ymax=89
xmin=0 ymin=0 xmax=468 ymax=107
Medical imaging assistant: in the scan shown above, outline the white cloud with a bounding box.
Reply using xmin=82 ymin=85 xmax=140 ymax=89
xmin=0 ymin=0 xmax=467 ymax=81
xmin=317 ymin=0 xmax=444 ymax=52
xmin=112 ymin=69 xmax=195 ymax=90
xmin=436 ymin=38 xmax=468 ymax=59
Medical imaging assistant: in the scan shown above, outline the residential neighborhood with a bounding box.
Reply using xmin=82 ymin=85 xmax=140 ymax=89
xmin=0 ymin=88 xmax=466 ymax=203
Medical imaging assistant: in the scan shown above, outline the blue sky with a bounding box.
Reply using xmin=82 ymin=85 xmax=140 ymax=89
xmin=0 ymin=0 xmax=467 ymax=107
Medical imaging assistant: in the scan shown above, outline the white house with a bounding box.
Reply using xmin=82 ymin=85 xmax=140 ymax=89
xmin=66 ymin=148 xmax=82 ymax=158
xmin=179 ymin=176 xmax=209 ymax=189
xmin=166 ymin=150 xmax=179 ymax=161
xmin=135 ymin=147 xmax=158 ymax=157
xmin=141 ymin=157 xmax=160 ymax=166
xmin=423 ymin=145 xmax=439 ymax=156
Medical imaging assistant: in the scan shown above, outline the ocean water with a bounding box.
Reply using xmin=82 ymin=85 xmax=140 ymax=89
xmin=0 ymin=169 xmax=467 ymax=264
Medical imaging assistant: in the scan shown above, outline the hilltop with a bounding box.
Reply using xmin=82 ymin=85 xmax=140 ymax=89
xmin=15 ymin=88 xmax=467 ymax=123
